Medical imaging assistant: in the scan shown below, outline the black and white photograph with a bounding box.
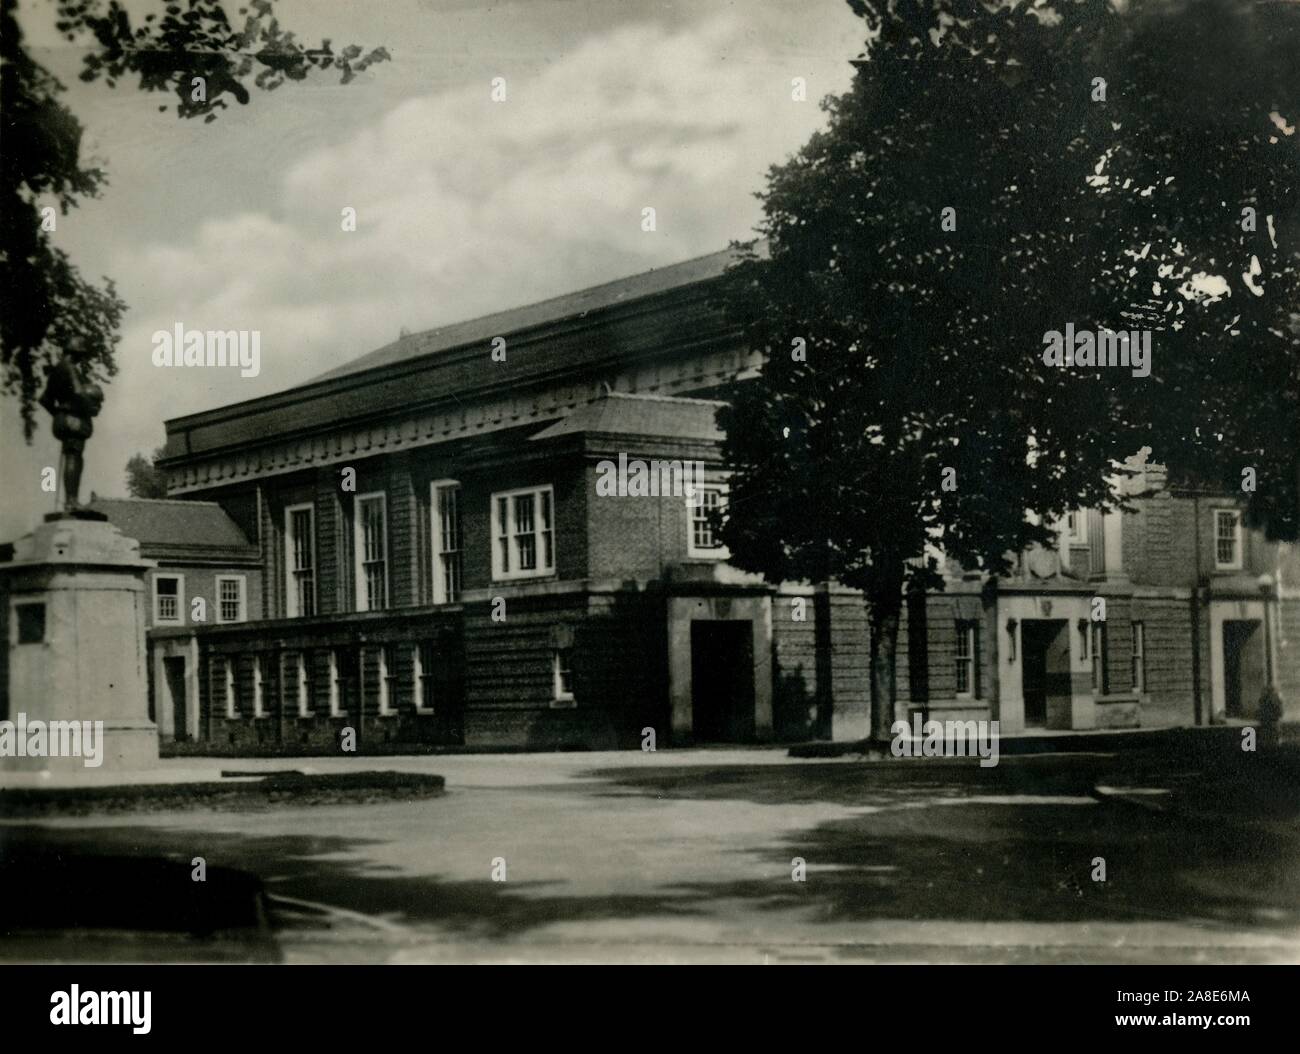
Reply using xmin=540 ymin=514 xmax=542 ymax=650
xmin=0 ymin=0 xmax=1298 ymax=1026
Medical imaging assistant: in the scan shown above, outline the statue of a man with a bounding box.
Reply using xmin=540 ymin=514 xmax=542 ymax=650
xmin=39 ymin=351 xmax=104 ymax=512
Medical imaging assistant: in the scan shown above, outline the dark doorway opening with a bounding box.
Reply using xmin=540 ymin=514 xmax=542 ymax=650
xmin=1223 ymin=619 xmax=1264 ymax=719
xmin=163 ymin=656 xmax=187 ymax=741
xmin=691 ymin=620 xmax=755 ymax=743
xmin=1021 ymin=618 xmax=1071 ymax=729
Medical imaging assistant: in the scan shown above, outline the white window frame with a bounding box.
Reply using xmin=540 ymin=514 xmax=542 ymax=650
xmin=375 ymin=645 xmax=394 ymax=717
xmin=284 ymin=503 xmax=317 ymax=618
xmin=1213 ymin=508 xmax=1243 ymax=570
xmin=687 ymin=485 xmax=730 ymax=559
xmin=153 ymin=574 xmax=185 ymax=625
xmin=955 ymin=620 xmax=977 ymax=698
xmin=490 ymin=485 xmax=556 ymax=581
xmin=252 ymin=655 xmax=266 ymax=718
xmin=552 ymin=647 xmax=575 ymax=707
xmin=431 ymin=479 xmax=463 ymax=604
xmin=282 ymin=651 xmax=312 ymax=718
xmin=223 ymin=656 xmax=237 ymax=719
xmin=328 ymin=650 xmax=343 ymax=717
xmin=413 ymin=643 xmax=435 ymax=715
xmin=354 ymin=492 xmax=389 ymax=611
xmin=1131 ymin=620 xmax=1146 ymax=693
xmin=215 ymin=574 xmax=246 ymax=624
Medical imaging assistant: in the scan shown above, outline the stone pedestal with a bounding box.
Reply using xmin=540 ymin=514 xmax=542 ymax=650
xmin=1 ymin=513 xmax=158 ymax=779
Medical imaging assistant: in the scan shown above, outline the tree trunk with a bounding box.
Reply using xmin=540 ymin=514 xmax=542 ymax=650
xmin=865 ymin=558 xmax=907 ymax=746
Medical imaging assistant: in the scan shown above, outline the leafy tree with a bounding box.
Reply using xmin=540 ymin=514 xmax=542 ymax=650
xmin=717 ymin=0 xmax=1299 ymax=743
xmin=1 ymin=0 xmax=390 ymax=436
xmin=124 ymin=445 xmax=168 ymax=498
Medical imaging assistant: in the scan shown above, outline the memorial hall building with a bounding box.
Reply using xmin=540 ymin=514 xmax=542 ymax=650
xmin=137 ymin=247 xmax=1299 ymax=753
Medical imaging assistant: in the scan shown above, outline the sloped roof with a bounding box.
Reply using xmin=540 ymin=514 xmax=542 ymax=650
xmin=529 ymin=391 xmax=725 ymax=443
xmin=88 ymin=498 xmax=257 ymax=557
xmin=310 ymin=245 xmax=755 ymax=385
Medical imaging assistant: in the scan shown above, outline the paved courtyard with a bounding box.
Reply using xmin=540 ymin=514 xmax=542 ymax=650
xmin=3 ymin=741 xmax=1300 ymax=963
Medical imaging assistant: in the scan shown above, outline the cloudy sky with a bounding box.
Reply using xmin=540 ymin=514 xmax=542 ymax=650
xmin=1 ymin=0 xmax=863 ymax=539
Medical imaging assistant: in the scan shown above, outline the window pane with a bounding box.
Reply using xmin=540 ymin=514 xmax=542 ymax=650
xmin=955 ymin=623 xmax=973 ymax=694
xmin=219 ymin=579 xmax=242 ymax=621
xmin=514 ymin=494 xmax=536 ymax=570
xmin=417 ymin=642 xmax=435 ymax=711
xmin=291 ymin=509 xmax=313 ymax=570
xmin=540 ymin=490 xmax=553 ymax=570
xmin=692 ymin=489 xmax=722 ymax=550
xmin=497 ymin=497 xmax=510 ymax=572
xmin=358 ymin=498 xmax=386 ymax=608
xmin=362 ymin=500 xmax=384 ymax=561
xmin=517 ymin=531 xmax=536 ymax=570
xmin=514 ymin=494 xmax=534 ymax=534
xmin=1216 ymin=512 xmax=1238 ymax=565
xmin=156 ymin=578 xmax=179 ymax=620
xmin=436 ymin=486 xmax=462 ymax=602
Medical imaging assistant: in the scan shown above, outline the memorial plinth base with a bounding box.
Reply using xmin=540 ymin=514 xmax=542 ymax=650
xmin=0 ymin=515 xmax=159 ymax=779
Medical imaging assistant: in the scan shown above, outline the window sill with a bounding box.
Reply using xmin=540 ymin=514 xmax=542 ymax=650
xmin=550 ymin=698 xmax=577 ymax=709
xmin=492 ymin=571 xmax=557 ymax=584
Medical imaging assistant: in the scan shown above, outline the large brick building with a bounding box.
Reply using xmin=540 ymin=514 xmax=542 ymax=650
xmin=145 ymin=247 xmax=1299 ymax=753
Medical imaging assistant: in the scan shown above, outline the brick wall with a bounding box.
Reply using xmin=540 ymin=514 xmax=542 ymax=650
xmin=189 ymin=613 xmax=463 ymax=754
xmin=585 ymin=463 xmax=680 ymax=579
xmin=772 ymin=590 xmax=818 ymax=740
xmin=816 ymin=589 xmax=871 ymax=738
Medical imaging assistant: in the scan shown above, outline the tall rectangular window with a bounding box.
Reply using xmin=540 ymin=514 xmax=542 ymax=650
xmin=376 ymin=646 xmax=394 ymax=717
xmin=252 ymin=656 xmax=266 ymax=718
xmin=413 ymin=643 xmax=435 ymax=715
xmin=490 ymin=486 xmax=555 ymax=580
xmin=355 ymin=493 xmax=388 ymax=611
xmin=154 ymin=575 xmax=184 ymax=624
xmin=688 ymin=487 xmax=728 ymax=558
xmin=1091 ymin=622 xmax=1109 ymax=694
xmin=432 ymin=481 xmax=462 ymax=604
xmin=216 ymin=575 xmax=246 ymax=623
xmin=553 ymin=647 xmax=575 ymax=706
xmin=283 ymin=651 xmax=311 ymax=717
xmin=285 ymin=504 xmax=316 ymax=617
xmin=223 ymin=657 xmax=238 ymax=719
xmin=328 ymin=650 xmax=343 ymax=717
xmin=1214 ymin=509 xmax=1242 ymax=570
xmin=955 ymin=620 xmax=978 ymax=697
xmin=1131 ymin=621 xmax=1146 ymax=693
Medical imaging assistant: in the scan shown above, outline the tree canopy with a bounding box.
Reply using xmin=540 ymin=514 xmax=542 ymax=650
xmin=717 ymin=0 xmax=1299 ymax=740
xmin=124 ymin=445 xmax=168 ymax=498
